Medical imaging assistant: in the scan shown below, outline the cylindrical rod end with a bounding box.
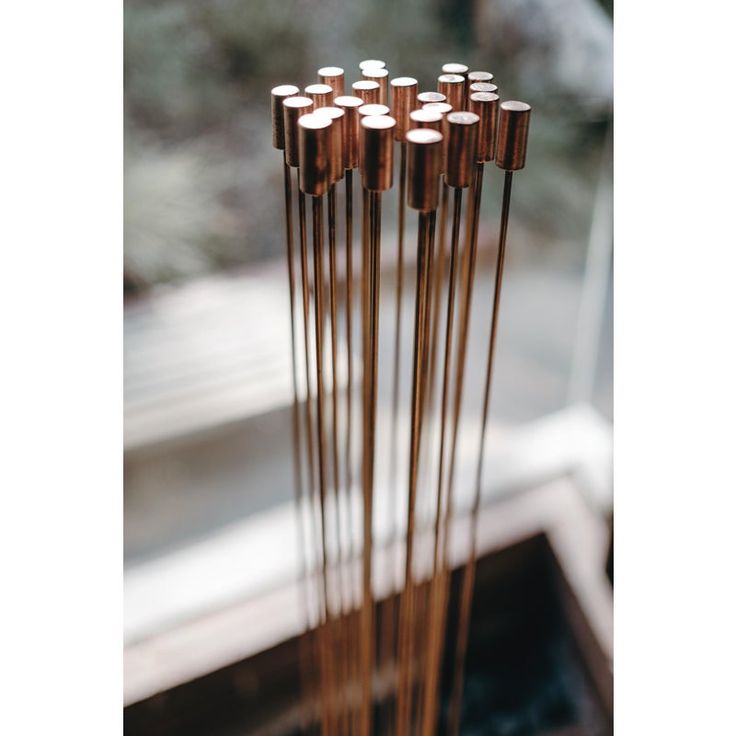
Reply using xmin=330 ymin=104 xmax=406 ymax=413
xmin=352 ymin=80 xmax=381 ymax=106
xmin=406 ymin=128 xmax=443 ymax=212
xmin=362 ymin=67 xmax=389 ymax=106
xmin=314 ymin=106 xmax=345 ymax=183
xmin=468 ymin=92 xmax=500 ymax=163
xmin=304 ymin=83 xmax=334 ymax=109
xmin=360 ymin=115 xmax=396 ymax=192
xmin=390 ymin=76 xmax=419 ymax=141
xmin=271 ymin=84 xmax=299 ymax=150
xmin=437 ymin=73 xmax=465 ymax=111
xmin=409 ymin=109 xmax=443 ymax=132
xmin=318 ymin=67 xmax=345 ymax=98
xmin=283 ymin=96 xmax=314 ymax=167
xmin=445 ymin=111 xmax=479 ymax=188
xmin=495 ymin=101 xmax=532 ymax=171
xmin=298 ymin=113 xmax=332 ymax=196
xmin=334 ymin=95 xmax=363 ymax=169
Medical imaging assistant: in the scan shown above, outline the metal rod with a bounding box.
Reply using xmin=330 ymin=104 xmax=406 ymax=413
xmin=447 ymin=170 xmax=514 ymax=736
xmin=420 ymin=185 xmax=463 ymax=736
xmin=396 ymin=208 xmax=436 ymax=736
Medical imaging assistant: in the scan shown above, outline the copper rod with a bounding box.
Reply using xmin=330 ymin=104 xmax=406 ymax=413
xmin=281 ymin=153 xmax=315 ymax=732
xmin=395 ymin=207 xmax=436 ymax=736
xmin=359 ymin=184 xmax=372 ymax=736
xmin=420 ymin=186 xmax=463 ymax=736
xmin=446 ymin=171 xmax=514 ymax=736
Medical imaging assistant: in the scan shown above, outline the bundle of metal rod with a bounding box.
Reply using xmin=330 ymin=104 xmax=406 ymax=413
xmin=271 ymin=61 xmax=531 ymax=736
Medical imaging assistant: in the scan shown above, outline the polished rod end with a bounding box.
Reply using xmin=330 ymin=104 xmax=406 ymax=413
xmin=391 ymin=76 xmax=419 ymax=141
xmin=283 ymin=95 xmax=314 ymax=167
xmin=495 ymin=101 xmax=531 ymax=171
xmin=271 ymin=84 xmax=300 ymax=150
xmin=445 ymin=111 xmax=480 ymax=188
xmin=468 ymin=92 xmax=500 ymax=163
xmin=298 ymin=113 xmax=332 ymax=196
xmin=406 ymin=128 xmax=443 ymax=212
xmin=360 ymin=115 xmax=396 ymax=192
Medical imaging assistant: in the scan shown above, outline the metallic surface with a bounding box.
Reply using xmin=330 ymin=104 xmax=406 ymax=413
xmin=360 ymin=115 xmax=396 ymax=192
xmin=469 ymin=81 xmax=498 ymax=96
xmin=468 ymin=70 xmax=494 ymax=84
xmin=437 ymin=73 xmax=465 ymax=111
xmin=468 ymin=91 xmax=500 ymax=162
xmin=318 ymin=66 xmax=345 ymax=98
xmin=406 ymin=129 xmax=443 ymax=211
xmin=362 ymin=67 xmax=389 ymax=105
xmin=442 ymin=62 xmax=468 ymax=77
xmin=409 ymin=109 xmax=443 ymax=131
xmin=417 ymin=91 xmax=446 ymax=105
xmin=358 ymin=103 xmax=390 ymax=118
xmin=352 ymin=80 xmax=381 ymax=105
xmin=391 ymin=76 xmax=419 ymax=141
xmin=359 ymin=58 xmax=386 ymax=71
xmin=283 ymin=96 xmax=314 ymax=167
xmin=334 ymin=95 xmax=363 ymax=169
xmin=314 ymin=106 xmax=345 ymax=183
xmin=445 ymin=111 xmax=479 ymax=188
xmin=271 ymin=84 xmax=299 ymax=150
xmin=496 ymin=100 xmax=532 ymax=171
xmin=297 ymin=113 xmax=332 ymax=195
xmin=305 ymin=83 xmax=334 ymax=109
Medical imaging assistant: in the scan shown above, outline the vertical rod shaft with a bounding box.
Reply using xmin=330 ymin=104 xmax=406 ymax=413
xmin=421 ymin=186 xmax=463 ymax=736
xmin=396 ymin=209 xmax=436 ymax=736
xmin=359 ymin=187 xmax=376 ymax=736
xmin=447 ymin=171 xmax=514 ymax=736
xmin=282 ymin=156 xmax=313 ymax=732
xmin=312 ymin=193 xmax=337 ymax=736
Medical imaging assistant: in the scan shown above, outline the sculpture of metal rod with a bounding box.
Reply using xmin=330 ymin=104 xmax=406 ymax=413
xmin=447 ymin=100 xmax=532 ymax=736
xmin=395 ymin=126 xmax=443 ymax=736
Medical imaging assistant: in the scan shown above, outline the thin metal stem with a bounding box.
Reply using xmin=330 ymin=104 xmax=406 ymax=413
xmin=447 ymin=171 xmax=514 ymax=736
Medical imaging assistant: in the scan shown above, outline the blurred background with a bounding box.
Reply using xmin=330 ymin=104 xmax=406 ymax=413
xmin=124 ymin=0 xmax=612 ymax=680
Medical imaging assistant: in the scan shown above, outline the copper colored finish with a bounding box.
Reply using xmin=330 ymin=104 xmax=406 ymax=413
xmin=362 ymin=67 xmax=389 ymax=105
xmin=417 ymin=91 xmax=446 ymax=105
xmin=468 ymin=70 xmax=494 ymax=84
xmin=283 ymin=96 xmax=314 ymax=167
xmin=496 ymin=100 xmax=531 ymax=171
xmin=409 ymin=109 xmax=443 ymax=132
xmin=469 ymin=81 xmax=498 ymax=96
xmin=445 ymin=111 xmax=479 ymax=188
xmin=305 ymin=82 xmax=334 ymax=109
xmin=359 ymin=58 xmax=386 ymax=71
xmin=468 ymin=92 xmax=500 ymax=162
xmin=406 ymin=129 xmax=443 ymax=212
xmin=271 ymin=84 xmax=299 ymax=150
xmin=352 ymin=79 xmax=381 ymax=105
xmin=334 ymin=95 xmax=363 ymax=169
xmin=360 ymin=115 xmax=396 ymax=192
xmin=314 ymin=106 xmax=345 ymax=183
xmin=298 ymin=113 xmax=332 ymax=196
xmin=358 ymin=103 xmax=390 ymax=118
xmin=391 ymin=76 xmax=419 ymax=141
xmin=318 ymin=66 xmax=345 ymax=98
xmin=437 ymin=73 xmax=464 ymax=111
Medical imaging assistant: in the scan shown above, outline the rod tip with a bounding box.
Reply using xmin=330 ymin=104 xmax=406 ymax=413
xmin=406 ymin=128 xmax=443 ymax=211
xmin=297 ymin=112 xmax=333 ymax=196
xmin=468 ymin=92 xmax=500 ymax=163
xmin=283 ymin=95 xmax=314 ymax=166
xmin=360 ymin=115 xmax=396 ymax=192
xmin=271 ymin=84 xmax=300 ymax=150
xmin=495 ymin=101 xmax=532 ymax=171
xmin=359 ymin=59 xmax=386 ymax=71
xmin=446 ymin=111 xmax=480 ymax=188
